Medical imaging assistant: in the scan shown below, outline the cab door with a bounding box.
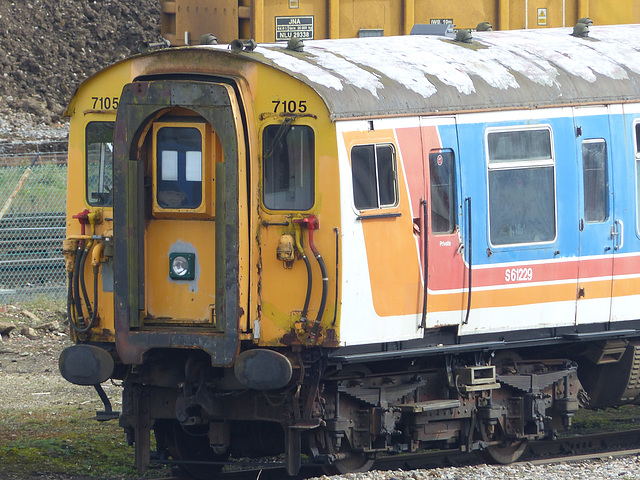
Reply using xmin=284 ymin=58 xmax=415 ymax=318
xmin=575 ymin=106 xmax=614 ymax=325
xmin=145 ymin=120 xmax=219 ymax=325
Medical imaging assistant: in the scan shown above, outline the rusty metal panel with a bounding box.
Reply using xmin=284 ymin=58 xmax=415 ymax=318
xmin=162 ymin=0 xmax=240 ymax=45
xmin=113 ymin=80 xmax=241 ymax=366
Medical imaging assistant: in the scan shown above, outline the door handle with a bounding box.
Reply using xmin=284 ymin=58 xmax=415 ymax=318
xmin=613 ymin=219 xmax=624 ymax=250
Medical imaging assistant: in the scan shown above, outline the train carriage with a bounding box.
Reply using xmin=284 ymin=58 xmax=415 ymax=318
xmin=60 ymin=24 xmax=640 ymax=476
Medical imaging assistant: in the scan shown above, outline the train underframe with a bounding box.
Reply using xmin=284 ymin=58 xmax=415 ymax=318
xmin=111 ymin=340 xmax=640 ymax=478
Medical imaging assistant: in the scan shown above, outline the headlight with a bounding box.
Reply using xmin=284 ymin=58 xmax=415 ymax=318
xmin=169 ymin=253 xmax=195 ymax=280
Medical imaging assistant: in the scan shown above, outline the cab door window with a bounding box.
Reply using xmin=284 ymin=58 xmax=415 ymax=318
xmin=155 ymin=126 xmax=203 ymax=209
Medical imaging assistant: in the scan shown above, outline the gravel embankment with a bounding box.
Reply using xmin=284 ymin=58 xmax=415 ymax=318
xmin=309 ymin=457 xmax=640 ymax=480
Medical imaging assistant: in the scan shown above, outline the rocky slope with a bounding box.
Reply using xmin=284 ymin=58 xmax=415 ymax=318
xmin=0 ymin=0 xmax=161 ymax=142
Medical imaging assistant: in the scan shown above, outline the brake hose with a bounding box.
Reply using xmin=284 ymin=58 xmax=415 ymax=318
xmin=306 ymin=217 xmax=328 ymax=340
xmin=79 ymin=243 xmax=93 ymax=319
xmin=294 ymin=223 xmax=312 ymax=320
xmin=72 ymin=242 xmax=86 ymax=329
xmin=294 ymin=215 xmax=328 ymax=340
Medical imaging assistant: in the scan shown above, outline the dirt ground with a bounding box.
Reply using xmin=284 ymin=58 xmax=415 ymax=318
xmin=0 ymin=305 xmax=109 ymax=412
xmin=0 ymin=305 xmax=136 ymax=480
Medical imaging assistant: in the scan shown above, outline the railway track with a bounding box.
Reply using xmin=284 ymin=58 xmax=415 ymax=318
xmin=148 ymin=428 xmax=640 ymax=480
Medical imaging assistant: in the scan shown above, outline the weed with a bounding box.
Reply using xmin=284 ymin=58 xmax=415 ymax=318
xmin=0 ymin=407 xmax=171 ymax=479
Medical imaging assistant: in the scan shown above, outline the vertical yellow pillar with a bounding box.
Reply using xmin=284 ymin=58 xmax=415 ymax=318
xmin=577 ymin=0 xmax=589 ymax=21
xmin=328 ymin=0 xmax=339 ymax=39
xmin=254 ymin=0 xmax=265 ymax=42
xmin=404 ymin=0 xmax=415 ymax=35
xmin=498 ymin=0 xmax=510 ymax=30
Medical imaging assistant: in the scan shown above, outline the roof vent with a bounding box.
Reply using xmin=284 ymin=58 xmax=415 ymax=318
xmin=476 ymin=21 xmax=493 ymax=31
xmin=455 ymin=29 xmax=473 ymax=43
xmin=287 ymin=38 xmax=304 ymax=52
xmin=138 ymin=38 xmax=171 ymax=54
xmin=410 ymin=23 xmax=455 ymax=38
xmin=230 ymin=39 xmax=257 ymax=53
xmin=200 ymin=33 xmax=218 ymax=45
xmin=572 ymin=22 xmax=589 ymax=38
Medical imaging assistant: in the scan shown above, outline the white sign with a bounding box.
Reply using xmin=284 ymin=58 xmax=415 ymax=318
xmin=538 ymin=8 xmax=547 ymax=26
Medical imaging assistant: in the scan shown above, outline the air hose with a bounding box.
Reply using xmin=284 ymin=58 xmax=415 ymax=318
xmin=68 ymin=210 xmax=102 ymax=334
xmin=293 ymin=215 xmax=328 ymax=340
xmin=69 ymin=242 xmax=101 ymax=334
xmin=72 ymin=242 xmax=86 ymax=329
xmin=294 ymin=223 xmax=312 ymax=320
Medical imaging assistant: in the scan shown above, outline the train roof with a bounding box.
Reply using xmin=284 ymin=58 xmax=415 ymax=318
xmin=68 ymin=24 xmax=640 ymax=121
xmin=237 ymin=24 xmax=640 ymax=120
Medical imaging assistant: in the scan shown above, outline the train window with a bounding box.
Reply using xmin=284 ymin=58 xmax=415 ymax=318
xmin=429 ymin=149 xmax=456 ymax=234
xmin=582 ymin=139 xmax=608 ymax=223
xmin=487 ymin=128 xmax=556 ymax=246
xmin=263 ymin=124 xmax=314 ymax=210
xmin=86 ymin=121 xmax=114 ymax=206
xmin=351 ymin=143 xmax=398 ymax=210
xmin=156 ymin=126 xmax=203 ymax=209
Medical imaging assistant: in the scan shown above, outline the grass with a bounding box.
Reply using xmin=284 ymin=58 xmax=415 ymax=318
xmin=0 ymin=407 xmax=171 ymax=479
xmin=570 ymin=404 xmax=640 ymax=434
xmin=0 ymin=164 xmax=67 ymax=214
xmin=1 ymin=400 xmax=638 ymax=478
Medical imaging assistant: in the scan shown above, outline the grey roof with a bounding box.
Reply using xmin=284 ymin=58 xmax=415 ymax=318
xmin=227 ymin=24 xmax=640 ymax=120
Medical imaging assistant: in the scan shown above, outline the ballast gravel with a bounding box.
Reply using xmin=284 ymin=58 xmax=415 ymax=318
xmin=310 ymin=456 xmax=640 ymax=480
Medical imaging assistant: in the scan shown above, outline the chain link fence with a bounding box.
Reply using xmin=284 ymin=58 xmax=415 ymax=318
xmin=0 ymin=150 xmax=68 ymax=304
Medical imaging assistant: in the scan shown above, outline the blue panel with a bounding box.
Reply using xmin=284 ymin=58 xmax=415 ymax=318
xmin=456 ymin=114 xmax=579 ymax=267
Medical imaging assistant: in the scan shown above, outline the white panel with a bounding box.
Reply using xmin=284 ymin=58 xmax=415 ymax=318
xmin=161 ymin=150 xmax=178 ymax=181
xmin=458 ymin=300 xmax=576 ymax=335
xmin=185 ymin=151 xmax=202 ymax=181
xmin=612 ymin=293 xmax=640 ymax=322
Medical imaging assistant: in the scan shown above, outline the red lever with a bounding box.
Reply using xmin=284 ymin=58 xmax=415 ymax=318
xmin=72 ymin=209 xmax=90 ymax=235
xmin=293 ymin=215 xmax=320 ymax=255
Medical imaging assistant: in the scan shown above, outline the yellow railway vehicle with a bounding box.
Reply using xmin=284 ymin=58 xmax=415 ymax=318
xmin=60 ymin=24 xmax=640 ymax=477
xmin=161 ymin=0 xmax=640 ymax=45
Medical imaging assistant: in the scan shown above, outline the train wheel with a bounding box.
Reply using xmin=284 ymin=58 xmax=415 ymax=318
xmin=480 ymin=350 xmax=527 ymax=464
xmin=312 ymin=430 xmax=375 ymax=475
xmin=155 ymin=419 xmax=228 ymax=480
xmin=479 ymin=421 xmax=527 ymax=464
xmin=327 ymin=452 xmax=375 ymax=474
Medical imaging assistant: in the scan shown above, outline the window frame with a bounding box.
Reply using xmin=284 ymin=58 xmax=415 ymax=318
xmin=581 ymin=138 xmax=609 ymax=224
xmin=151 ymin=121 xmax=211 ymax=217
xmin=485 ymin=125 xmax=558 ymax=247
xmin=261 ymin=122 xmax=316 ymax=212
xmin=85 ymin=121 xmax=115 ymax=207
xmin=429 ymin=148 xmax=457 ymax=235
xmin=350 ymin=142 xmax=399 ymax=212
